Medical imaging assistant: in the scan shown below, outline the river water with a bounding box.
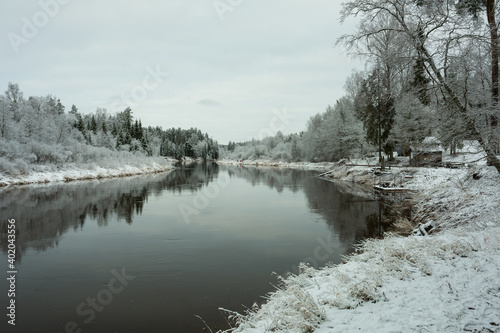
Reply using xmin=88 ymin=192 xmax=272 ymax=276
xmin=0 ymin=163 xmax=384 ymax=332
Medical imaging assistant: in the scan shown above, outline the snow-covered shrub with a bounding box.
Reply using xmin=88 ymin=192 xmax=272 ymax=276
xmin=29 ymin=142 xmax=69 ymax=164
xmin=271 ymin=142 xmax=292 ymax=162
xmin=230 ymin=271 xmax=326 ymax=333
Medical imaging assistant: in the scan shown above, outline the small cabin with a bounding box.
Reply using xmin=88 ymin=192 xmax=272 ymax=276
xmin=410 ymin=137 xmax=443 ymax=167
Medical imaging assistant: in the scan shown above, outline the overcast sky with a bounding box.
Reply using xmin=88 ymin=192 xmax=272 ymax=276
xmin=1 ymin=0 xmax=361 ymax=144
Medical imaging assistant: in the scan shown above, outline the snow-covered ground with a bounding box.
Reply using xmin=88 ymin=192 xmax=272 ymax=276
xmin=217 ymin=158 xmax=336 ymax=170
xmin=221 ymin=154 xmax=500 ymax=332
xmin=0 ymin=158 xmax=175 ymax=187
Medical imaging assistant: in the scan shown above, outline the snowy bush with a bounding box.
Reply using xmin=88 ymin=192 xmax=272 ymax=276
xmin=228 ymin=268 xmax=326 ymax=333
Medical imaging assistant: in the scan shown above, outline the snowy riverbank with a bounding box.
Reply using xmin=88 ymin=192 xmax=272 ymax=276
xmin=221 ymin=164 xmax=500 ymax=332
xmin=217 ymin=158 xmax=337 ymax=170
xmin=0 ymin=158 xmax=175 ymax=187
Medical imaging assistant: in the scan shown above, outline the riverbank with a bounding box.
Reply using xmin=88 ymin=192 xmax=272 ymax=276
xmin=0 ymin=158 xmax=175 ymax=187
xmin=222 ymin=163 xmax=500 ymax=332
xmin=217 ymin=158 xmax=336 ymax=170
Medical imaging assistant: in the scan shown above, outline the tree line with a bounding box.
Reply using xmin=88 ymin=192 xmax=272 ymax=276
xmin=223 ymin=0 xmax=500 ymax=173
xmin=339 ymin=0 xmax=500 ymax=171
xmin=0 ymin=83 xmax=218 ymax=175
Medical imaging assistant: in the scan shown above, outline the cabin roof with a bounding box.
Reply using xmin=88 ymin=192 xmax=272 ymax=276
xmin=411 ymin=136 xmax=443 ymax=152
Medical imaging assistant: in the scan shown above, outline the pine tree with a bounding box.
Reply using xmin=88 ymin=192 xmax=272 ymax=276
xmin=138 ymin=120 xmax=143 ymax=140
xmin=123 ymin=107 xmax=133 ymax=134
xmin=69 ymin=104 xmax=78 ymax=115
xmin=290 ymin=136 xmax=301 ymax=161
xmin=356 ymin=68 xmax=395 ymax=163
xmin=55 ymin=99 xmax=65 ymax=115
xmin=76 ymin=113 xmax=85 ymax=133
xmin=90 ymin=115 xmax=97 ymax=134
xmin=130 ymin=120 xmax=137 ymax=140
xmin=409 ymin=41 xmax=431 ymax=106
xmin=111 ymin=123 xmax=118 ymax=137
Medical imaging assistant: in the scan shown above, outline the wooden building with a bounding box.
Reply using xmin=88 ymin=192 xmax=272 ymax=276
xmin=410 ymin=137 xmax=443 ymax=167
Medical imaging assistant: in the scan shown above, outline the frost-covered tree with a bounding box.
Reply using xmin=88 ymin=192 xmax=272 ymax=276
xmin=0 ymin=96 xmax=13 ymax=139
xmin=69 ymin=104 xmax=78 ymax=115
xmin=302 ymin=100 xmax=364 ymax=162
xmin=290 ymin=135 xmax=302 ymax=161
xmin=5 ymin=82 xmax=23 ymax=122
xmin=393 ymin=92 xmax=434 ymax=156
xmin=302 ymin=113 xmax=327 ymax=161
xmin=456 ymin=0 xmax=498 ymax=105
xmin=408 ymin=28 xmax=432 ymax=106
xmin=355 ymin=67 xmax=395 ymax=162
xmin=0 ymin=83 xmax=220 ymax=176
xmin=340 ymin=0 xmax=500 ymax=172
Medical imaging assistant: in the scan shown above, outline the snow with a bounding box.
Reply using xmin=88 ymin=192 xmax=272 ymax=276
xmin=221 ymin=159 xmax=500 ymax=332
xmin=0 ymin=158 xmax=175 ymax=187
xmin=217 ymin=159 xmax=337 ymax=171
xmin=4 ymin=152 xmax=498 ymax=332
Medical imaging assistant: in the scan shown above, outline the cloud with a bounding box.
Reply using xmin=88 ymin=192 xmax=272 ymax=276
xmin=0 ymin=0 xmax=361 ymax=144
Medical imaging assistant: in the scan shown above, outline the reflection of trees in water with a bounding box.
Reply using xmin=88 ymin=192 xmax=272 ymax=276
xmin=169 ymin=162 xmax=219 ymax=194
xmin=0 ymin=163 xmax=387 ymax=260
xmin=0 ymin=163 xmax=221 ymax=257
xmin=222 ymin=166 xmax=386 ymax=249
xmin=221 ymin=165 xmax=306 ymax=193
xmin=302 ymin=177 xmax=387 ymax=250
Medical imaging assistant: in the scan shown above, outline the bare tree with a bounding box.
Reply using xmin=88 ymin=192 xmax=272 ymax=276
xmin=339 ymin=0 xmax=500 ymax=172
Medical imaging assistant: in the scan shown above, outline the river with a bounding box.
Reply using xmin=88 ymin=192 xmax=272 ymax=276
xmin=0 ymin=163 xmax=385 ymax=332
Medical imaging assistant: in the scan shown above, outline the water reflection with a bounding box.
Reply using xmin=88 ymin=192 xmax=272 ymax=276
xmin=0 ymin=163 xmax=385 ymax=259
xmin=0 ymin=163 xmax=223 ymax=257
xmin=0 ymin=163 xmax=387 ymax=333
xmin=303 ymin=177 xmax=390 ymax=246
xmin=222 ymin=165 xmax=388 ymax=246
xmin=225 ymin=165 xmax=303 ymax=193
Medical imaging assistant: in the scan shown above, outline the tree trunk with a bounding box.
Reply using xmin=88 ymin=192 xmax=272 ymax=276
xmin=378 ymin=110 xmax=383 ymax=165
xmin=419 ymin=43 xmax=500 ymax=173
xmin=487 ymin=0 xmax=499 ymax=106
xmin=487 ymin=0 xmax=500 ymax=155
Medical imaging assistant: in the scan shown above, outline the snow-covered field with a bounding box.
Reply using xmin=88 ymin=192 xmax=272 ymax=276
xmin=221 ymin=159 xmax=500 ymax=332
xmin=0 ymin=158 xmax=175 ymax=187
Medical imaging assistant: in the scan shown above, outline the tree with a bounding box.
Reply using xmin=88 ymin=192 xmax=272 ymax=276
xmin=290 ymin=135 xmax=301 ymax=161
xmin=5 ymin=82 xmax=23 ymax=121
xmin=334 ymin=97 xmax=365 ymax=158
xmin=456 ymin=0 xmax=499 ymax=154
xmin=111 ymin=123 xmax=118 ymax=137
xmin=356 ymin=67 xmax=395 ymax=163
xmin=409 ymin=27 xmax=431 ymax=106
xmin=75 ymin=113 xmax=85 ymax=133
xmin=55 ymin=99 xmax=65 ymax=115
xmin=393 ymin=92 xmax=434 ymax=156
xmin=301 ymin=100 xmax=364 ymax=162
xmin=69 ymin=104 xmax=78 ymax=115
xmin=137 ymin=120 xmax=143 ymax=140
xmin=302 ymin=113 xmax=327 ymax=161
xmin=90 ymin=115 xmax=97 ymax=134
xmin=227 ymin=141 xmax=236 ymax=152
xmin=119 ymin=107 xmax=133 ymax=135
xmin=0 ymin=96 xmax=12 ymax=139
xmin=339 ymin=12 xmax=408 ymax=163
xmin=457 ymin=0 xmax=498 ymax=105
xmin=340 ymin=0 xmax=500 ymax=172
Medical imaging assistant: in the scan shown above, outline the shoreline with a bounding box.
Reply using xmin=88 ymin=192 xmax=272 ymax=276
xmin=3 ymin=157 xmax=499 ymax=331
xmin=223 ymin=162 xmax=500 ymax=332
xmin=0 ymin=162 xmax=175 ymax=188
xmin=216 ymin=158 xmax=337 ymax=171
